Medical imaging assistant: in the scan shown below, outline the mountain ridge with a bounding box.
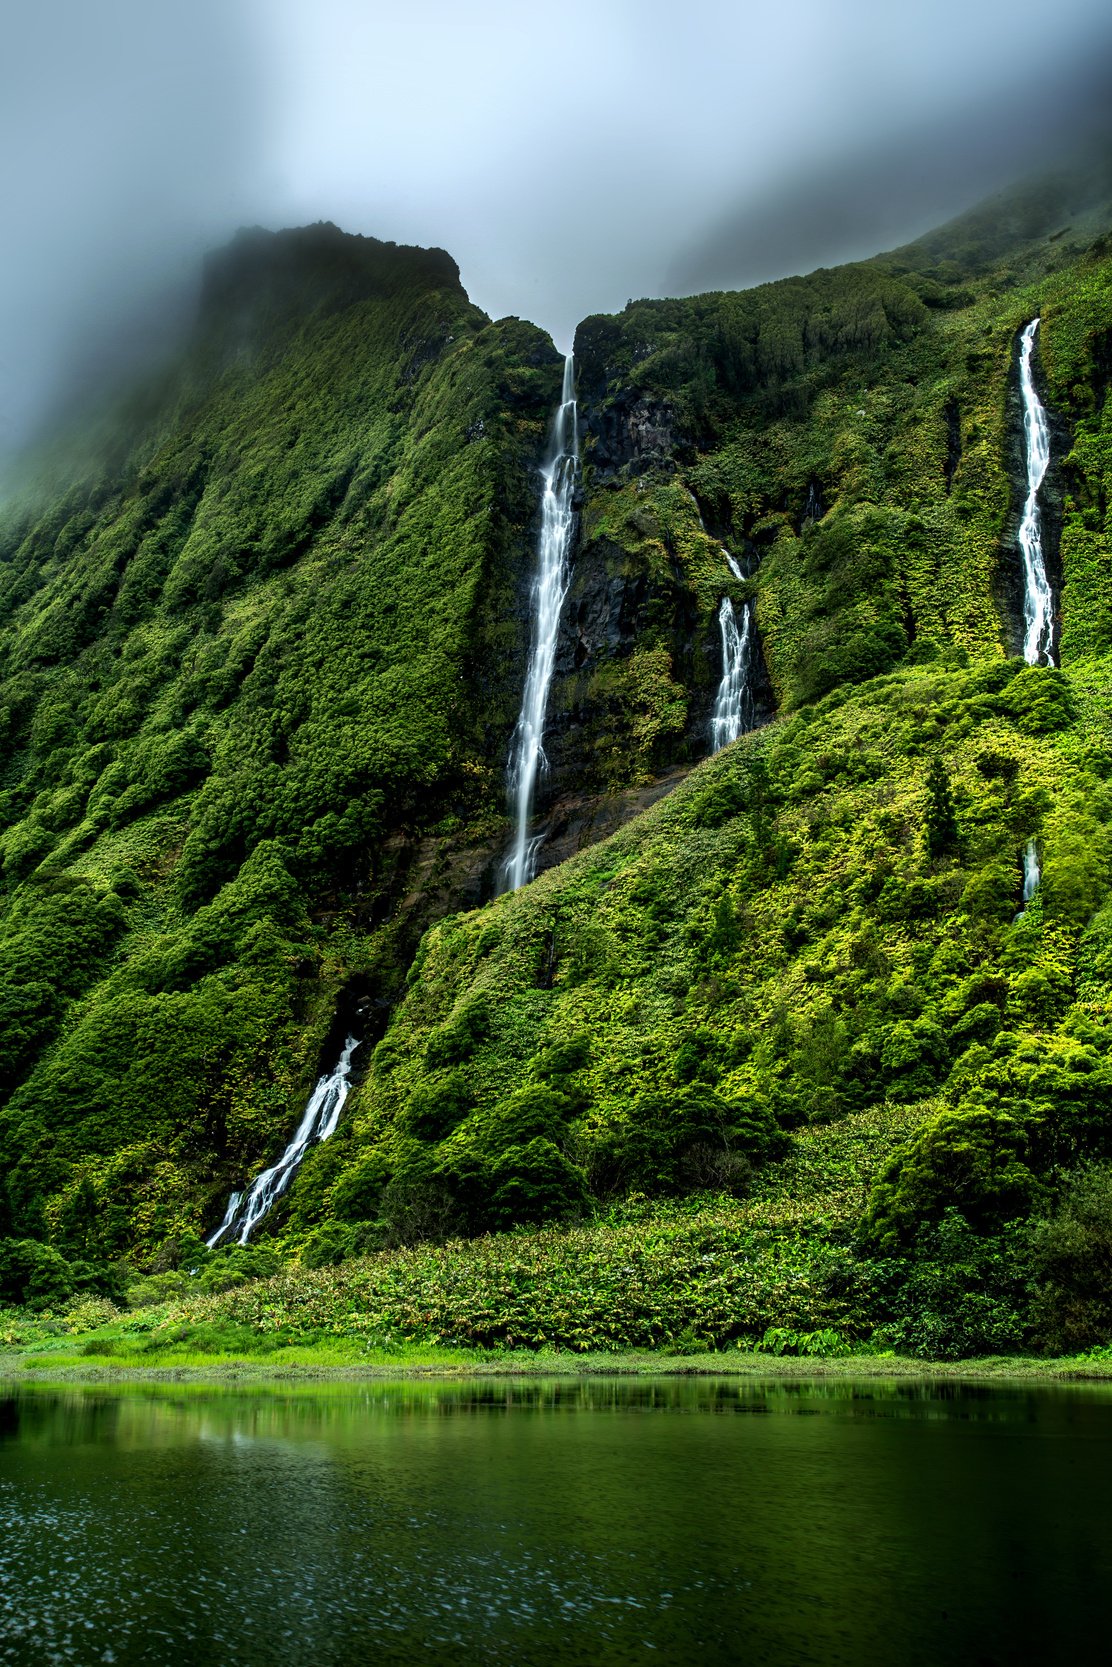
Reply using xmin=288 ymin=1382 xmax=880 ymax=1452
xmin=3 ymin=164 xmax=1112 ymax=1355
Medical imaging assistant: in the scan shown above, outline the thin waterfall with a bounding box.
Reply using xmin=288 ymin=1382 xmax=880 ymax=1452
xmin=1022 ymin=840 xmax=1041 ymax=905
xmin=711 ymin=593 xmax=754 ymax=751
xmin=1017 ymin=317 xmax=1055 ymax=667
xmin=500 ymin=356 xmax=578 ymax=892
xmin=1014 ymin=316 xmax=1055 ymax=913
xmin=1015 ymin=838 xmax=1042 ymax=923
xmin=206 ymin=1035 xmax=360 ymax=1247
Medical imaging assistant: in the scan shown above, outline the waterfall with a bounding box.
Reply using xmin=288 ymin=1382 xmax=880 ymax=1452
xmin=206 ymin=1035 xmax=360 ymax=1248
xmin=500 ymin=356 xmax=578 ymax=892
xmin=1015 ymin=837 xmax=1041 ymax=922
xmin=1022 ymin=839 xmax=1040 ymax=904
xmin=1017 ymin=318 xmax=1055 ymax=668
xmin=1009 ymin=317 xmax=1054 ymax=919
xmin=711 ymin=594 xmax=754 ymax=752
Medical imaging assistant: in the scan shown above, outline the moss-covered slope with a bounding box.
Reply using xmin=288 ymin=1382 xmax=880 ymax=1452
xmin=4 ymin=165 xmax=1112 ymax=1315
xmin=300 ymin=178 xmax=1112 ymax=1307
xmin=0 ymin=223 xmax=562 ymax=1252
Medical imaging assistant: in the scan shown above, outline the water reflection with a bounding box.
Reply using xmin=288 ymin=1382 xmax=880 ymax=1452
xmin=2 ymin=1377 xmax=1111 ymax=1665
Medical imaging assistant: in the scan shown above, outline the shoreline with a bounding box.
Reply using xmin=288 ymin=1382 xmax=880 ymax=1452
xmin=4 ymin=1349 xmax=1112 ymax=1387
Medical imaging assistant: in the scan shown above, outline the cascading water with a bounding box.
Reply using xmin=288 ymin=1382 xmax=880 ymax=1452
xmin=710 ymin=548 xmax=755 ymax=752
xmin=206 ymin=1035 xmax=360 ymax=1247
xmin=1014 ymin=316 xmax=1056 ymax=913
xmin=500 ymin=356 xmax=578 ymax=892
xmin=1022 ymin=841 xmax=1041 ymax=906
xmin=711 ymin=597 xmax=753 ymax=751
xmin=1017 ymin=317 xmax=1055 ymax=668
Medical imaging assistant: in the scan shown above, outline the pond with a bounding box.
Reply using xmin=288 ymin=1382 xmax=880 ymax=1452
xmin=1 ymin=1376 xmax=1111 ymax=1664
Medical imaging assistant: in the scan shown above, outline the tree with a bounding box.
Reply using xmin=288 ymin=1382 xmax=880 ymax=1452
xmin=925 ymin=756 xmax=959 ymax=859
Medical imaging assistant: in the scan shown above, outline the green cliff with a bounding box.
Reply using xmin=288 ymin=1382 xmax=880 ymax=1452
xmin=4 ymin=170 xmax=1112 ymax=1356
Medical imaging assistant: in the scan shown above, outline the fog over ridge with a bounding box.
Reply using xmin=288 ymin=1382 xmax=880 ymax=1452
xmin=2 ymin=0 xmax=1111 ymax=461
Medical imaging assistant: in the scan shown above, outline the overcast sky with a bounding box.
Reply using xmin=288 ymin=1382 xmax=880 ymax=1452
xmin=2 ymin=0 xmax=1110 ymax=456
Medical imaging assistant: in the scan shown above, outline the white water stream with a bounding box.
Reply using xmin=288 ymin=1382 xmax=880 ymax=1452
xmin=710 ymin=543 xmax=757 ymax=751
xmin=1018 ymin=317 xmax=1055 ymax=667
xmin=500 ymin=356 xmax=578 ymax=892
xmin=207 ymin=1034 xmax=360 ymax=1247
xmin=1015 ymin=316 xmax=1056 ymax=912
xmin=711 ymin=596 xmax=754 ymax=751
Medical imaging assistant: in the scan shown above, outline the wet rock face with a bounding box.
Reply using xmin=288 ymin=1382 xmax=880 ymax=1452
xmin=586 ymin=389 xmax=679 ymax=478
xmin=536 ymin=524 xmax=747 ymax=808
xmin=556 ymin=539 xmax=651 ymax=673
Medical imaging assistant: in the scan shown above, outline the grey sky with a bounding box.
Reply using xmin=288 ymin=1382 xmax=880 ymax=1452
xmin=2 ymin=0 xmax=1110 ymax=456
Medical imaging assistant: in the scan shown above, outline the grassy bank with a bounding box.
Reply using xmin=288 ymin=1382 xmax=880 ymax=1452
xmin=3 ymin=1332 xmax=1112 ymax=1386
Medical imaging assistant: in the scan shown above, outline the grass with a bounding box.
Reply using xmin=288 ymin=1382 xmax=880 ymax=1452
xmin=4 ymin=1331 xmax=1112 ymax=1385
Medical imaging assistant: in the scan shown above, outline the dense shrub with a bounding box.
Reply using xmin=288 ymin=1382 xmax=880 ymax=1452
xmin=860 ymin=1108 xmax=1037 ymax=1252
xmin=1029 ymin=1166 xmax=1112 ymax=1352
xmin=0 ymin=1238 xmax=122 ymax=1311
xmin=864 ymin=1213 xmax=1032 ymax=1359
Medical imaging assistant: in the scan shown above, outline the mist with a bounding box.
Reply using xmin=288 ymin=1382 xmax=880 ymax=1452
xmin=3 ymin=0 xmax=1111 ymax=462
xmin=0 ymin=0 xmax=262 ymax=459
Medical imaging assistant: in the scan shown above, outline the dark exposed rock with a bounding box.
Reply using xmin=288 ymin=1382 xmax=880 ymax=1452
xmin=530 ymin=766 xmax=692 ymax=878
xmin=555 ymin=538 xmax=651 ymax=674
xmin=584 ymin=388 xmax=680 ymax=479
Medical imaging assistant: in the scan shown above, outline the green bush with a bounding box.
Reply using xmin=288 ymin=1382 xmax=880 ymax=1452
xmin=1029 ymin=1165 xmax=1112 ymax=1352
xmin=866 ymin=1213 xmax=1032 ymax=1359
xmin=301 ymin=1222 xmax=352 ymax=1269
xmin=861 ymin=1108 xmax=1037 ymax=1252
xmin=0 ymin=1237 xmax=122 ymax=1311
xmin=196 ymin=1243 xmax=283 ymax=1294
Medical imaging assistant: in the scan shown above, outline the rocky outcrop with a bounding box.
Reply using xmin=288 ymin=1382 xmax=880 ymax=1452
xmin=585 ymin=389 xmax=681 ymax=478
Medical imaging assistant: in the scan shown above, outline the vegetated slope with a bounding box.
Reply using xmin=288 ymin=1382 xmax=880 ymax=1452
xmin=4 ymin=158 xmax=1112 ymax=1348
xmin=272 ymin=170 xmax=1112 ymax=1356
xmin=0 ymin=223 xmax=562 ymax=1255
xmin=518 ymin=157 xmax=1112 ymax=846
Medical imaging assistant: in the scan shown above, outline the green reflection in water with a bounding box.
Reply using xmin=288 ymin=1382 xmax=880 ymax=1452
xmin=2 ymin=1378 xmax=1111 ymax=1665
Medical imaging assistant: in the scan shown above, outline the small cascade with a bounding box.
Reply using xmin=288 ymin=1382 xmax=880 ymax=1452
xmin=500 ymin=356 xmax=578 ymax=892
xmin=207 ymin=1034 xmax=360 ymax=1248
xmin=1017 ymin=317 xmax=1055 ymax=667
xmin=1014 ymin=837 xmax=1042 ymax=922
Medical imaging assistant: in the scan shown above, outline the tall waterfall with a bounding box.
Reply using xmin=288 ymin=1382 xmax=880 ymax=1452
xmin=500 ymin=356 xmax=578 ymax=892
xmin=206 ymin=1035 xmax=360 ymax=1248
xmin=1014 ymin=316 xmax=1055 ymax=913
xmin=1017 ymin=318 xmax=1055 ymax=668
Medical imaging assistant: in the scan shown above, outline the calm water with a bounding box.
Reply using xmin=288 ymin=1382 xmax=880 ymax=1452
xmin=2 ymin=1376 xmax=1111 ymax=1665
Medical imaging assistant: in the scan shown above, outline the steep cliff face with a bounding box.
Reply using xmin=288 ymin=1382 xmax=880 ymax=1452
xmin=0 ymin=226 xmax=561 ymax=1251
xmin=522 ymin=179 xmax=1112 ymax=871
xmin=300 ymin=183 xmax=1112 ymax=1269
xmin=4 ymin=170 xmax=1112 ymax=1277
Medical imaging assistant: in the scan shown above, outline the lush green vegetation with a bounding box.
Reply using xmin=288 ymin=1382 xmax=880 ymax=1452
xmin=0 ymin=223 xmax=560 ymax=1255
xmin=4 ymin=176 xmax=1112 ymax=1362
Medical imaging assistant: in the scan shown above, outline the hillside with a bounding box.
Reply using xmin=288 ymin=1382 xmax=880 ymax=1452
xmin=3 ymin=174 xmax=1112 ymax=1355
